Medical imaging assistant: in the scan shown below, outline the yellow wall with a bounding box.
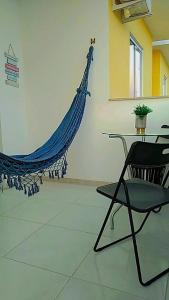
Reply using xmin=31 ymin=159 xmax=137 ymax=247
xmin=152 ymin=50 xmax=160 ymax=96
xmin=152 ymin=49 xmax=169 ymax=96
xmin=109 ymin=0 xmax=152 ymax=98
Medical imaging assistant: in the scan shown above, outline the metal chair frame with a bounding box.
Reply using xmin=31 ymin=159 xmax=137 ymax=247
xmin=94 ymin=141 xmax=169 ymax=286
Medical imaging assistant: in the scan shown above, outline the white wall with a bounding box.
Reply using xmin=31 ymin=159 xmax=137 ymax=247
xmin=19 ymin=0 xmax=110 ymax=177
xmin=0 ymin=120 xmax=3 ymax=152
xmin=19 ymin=0 xmax=169 ymax=182
xmin=0 ymin=0 xmax=28 ymax=154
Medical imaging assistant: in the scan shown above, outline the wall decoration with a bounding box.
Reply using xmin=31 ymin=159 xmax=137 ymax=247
xmin=4 ymin=44 xmax=19 ymax=88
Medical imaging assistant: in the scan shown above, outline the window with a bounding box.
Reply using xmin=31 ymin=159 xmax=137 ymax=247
xmin=162 ymin=75 xmax=168 ymax=96
xmin=130 ymin=36 xmax=143 ymax=97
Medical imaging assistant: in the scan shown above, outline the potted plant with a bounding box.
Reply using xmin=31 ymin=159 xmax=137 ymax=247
xmin=133 ymin=104 xmax=153 ymax=134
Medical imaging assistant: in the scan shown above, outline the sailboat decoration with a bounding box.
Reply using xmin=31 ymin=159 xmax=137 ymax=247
xmin=4 ymin=43 xmax=19 ymax=88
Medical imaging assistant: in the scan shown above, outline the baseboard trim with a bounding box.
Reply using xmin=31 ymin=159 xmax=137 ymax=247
xmin=43 ymin=177 xmax=110 ymax=187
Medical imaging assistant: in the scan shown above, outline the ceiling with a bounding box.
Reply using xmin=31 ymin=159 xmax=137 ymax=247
xmin=145 ymin=0 xmax=169 ymax=64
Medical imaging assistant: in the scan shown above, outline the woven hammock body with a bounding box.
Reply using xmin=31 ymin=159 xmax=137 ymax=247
xmin=0 ymin=46 xmax=94 ymax=196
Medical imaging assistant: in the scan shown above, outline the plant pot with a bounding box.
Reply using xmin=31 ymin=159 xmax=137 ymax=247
xmin=135 ymin=115 xmax=147 ymax=134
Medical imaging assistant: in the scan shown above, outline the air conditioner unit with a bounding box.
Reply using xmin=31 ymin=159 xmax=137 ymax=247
xmin=113 ymin=0 xmax=152 ymax=23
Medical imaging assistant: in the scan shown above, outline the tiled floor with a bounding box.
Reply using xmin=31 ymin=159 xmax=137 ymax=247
xmin=0 ymin=181 xmax=169 ymax=299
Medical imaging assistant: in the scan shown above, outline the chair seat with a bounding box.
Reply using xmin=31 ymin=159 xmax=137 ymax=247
xmin=97 ymin=178 xmax=169 ymax=212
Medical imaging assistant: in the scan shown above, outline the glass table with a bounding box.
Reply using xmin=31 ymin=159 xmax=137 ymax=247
xmin=103 ymin=129 xmax=169 ymax=160
xmin=103 ymin=130 xmax=169 ymax=229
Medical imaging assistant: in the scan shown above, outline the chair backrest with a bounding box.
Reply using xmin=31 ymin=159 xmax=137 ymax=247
xmin=161 ymin=125 xmax=169 ymax=129
xmin=157 ymin=125 xmax=169 ymax=140
xmin=121 ymin=142 xmax=169 ymax=186
xmin=126 ymin=142 xmax=169 ymax=168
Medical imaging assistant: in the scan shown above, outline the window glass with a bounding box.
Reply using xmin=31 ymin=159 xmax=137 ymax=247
xmin=162 ymin=75 xmax=168 ymax=96
xmin=130 ymin=36 xmax=143 ymax=97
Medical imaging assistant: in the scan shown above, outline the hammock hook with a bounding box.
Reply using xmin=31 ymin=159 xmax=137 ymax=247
xmin=90 ymin=38 xmax=95 ymax=45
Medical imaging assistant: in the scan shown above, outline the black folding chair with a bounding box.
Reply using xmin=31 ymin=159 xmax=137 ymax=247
xmin=94 ymin=141 xmax=169 ymax=286
xmin=156 ymin=125 xmax=169 ymax=143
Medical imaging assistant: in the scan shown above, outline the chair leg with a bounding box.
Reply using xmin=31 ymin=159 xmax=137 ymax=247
xmin=127 ymin=207 xmax=169 ymax=286
xmin=94 ymin=200 xmax=115 ymax=252
xmin=153 ymin=206 xmax=162 ymax=213
xmin=94 ymin=200 xmax=150 ymax=252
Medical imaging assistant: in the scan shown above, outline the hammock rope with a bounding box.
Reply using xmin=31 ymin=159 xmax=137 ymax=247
xmin=0 ymin=46 xmax=94 ymax=196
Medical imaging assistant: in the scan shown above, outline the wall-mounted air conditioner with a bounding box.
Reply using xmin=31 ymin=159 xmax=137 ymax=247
xmin=113 ymin=0 xmax=152 ymax=23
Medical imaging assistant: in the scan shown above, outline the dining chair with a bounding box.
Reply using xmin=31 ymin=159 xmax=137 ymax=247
xmin=156 ymin=125 xmax=169 ymax=143
xmin=94 ymin=141 xmax=169 ymax=286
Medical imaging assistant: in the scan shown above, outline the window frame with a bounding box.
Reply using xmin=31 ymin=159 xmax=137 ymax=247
xmin=130 ymin=34 xmax=143 ymax=98
xmin=162 ymin=75 xmax=168 ymax=96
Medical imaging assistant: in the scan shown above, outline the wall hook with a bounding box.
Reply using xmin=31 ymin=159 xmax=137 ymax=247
xmin=90 ymin=38 xmax=96 ymax=45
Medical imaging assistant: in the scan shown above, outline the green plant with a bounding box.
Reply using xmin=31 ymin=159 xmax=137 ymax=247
xmin=133 ymin=104 xmax=153 ymax=117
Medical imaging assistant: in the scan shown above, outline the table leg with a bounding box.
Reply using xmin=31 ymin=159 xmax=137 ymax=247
xmin=110 ymin=203 xmax=123 ymax=229
xmin=109 ymin=135 xmax=131 ymax=230
xmin=109 ymin=135 xmax=131 ymax=178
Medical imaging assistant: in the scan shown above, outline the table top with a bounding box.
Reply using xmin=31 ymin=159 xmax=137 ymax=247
xmin=103 ymin=129 xmax=169 ymax=137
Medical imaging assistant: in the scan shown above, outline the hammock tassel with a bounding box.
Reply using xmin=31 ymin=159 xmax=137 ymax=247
xmin=18 ymin=176 xmax=23 ymax=191
xmin=24 ymin=184 xmax=27 ymax=195
xmin=56 ymin=170 xmax=60 ymax=179
xmin=28 ymin=187 xmax=32 ymax=197
xmin=40 ymin=176 xmax=43 ymax=184
xmin=31 ymin=184 xmax=35 ymax=195
xmin=34 ymin=182 xmax=39 ymax=193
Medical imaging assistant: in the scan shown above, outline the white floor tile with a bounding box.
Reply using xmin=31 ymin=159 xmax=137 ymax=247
xmin=6 ymin=225 xmax=94 ymax=276
xmin=0 ymin=257 xmax=68 ymax=300
xmin=56 ymin=278 xmax=147 ymax=300
xmin=0 ymin=216 xmax=41 ymax=256
xmin=74 ymin=239 xmax=167 ymax=300
xmin=3 ymin=197 xmax=67 ymax=224
xmin=0 ymin=181 xmax=168 ymax=300
xmin=0 ymin=189 xmax=24 ymax=215
xmin=48 ymin=203 xmax=109 ymax=234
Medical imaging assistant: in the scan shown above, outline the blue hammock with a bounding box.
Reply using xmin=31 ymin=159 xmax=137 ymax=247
xmin=0 ymin=46 xmax=94 ymax=196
